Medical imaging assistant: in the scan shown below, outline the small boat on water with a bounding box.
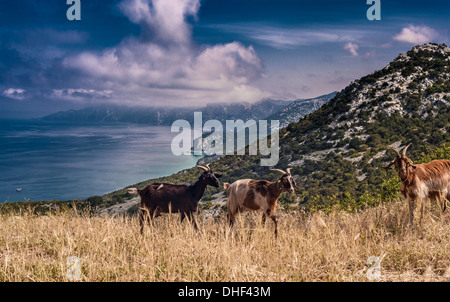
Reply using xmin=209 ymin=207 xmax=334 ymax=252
xmin=16 ymin=188 xmax=22 ymax=192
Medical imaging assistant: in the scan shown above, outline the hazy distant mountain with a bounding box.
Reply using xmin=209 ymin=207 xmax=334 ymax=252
xmin=40 ymin=96 xmax=334 ymax=126
xmin=40 ymin=99 xmax=292 ymax=125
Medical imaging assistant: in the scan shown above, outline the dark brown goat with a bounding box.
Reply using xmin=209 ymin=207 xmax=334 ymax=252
xmin=384 ymin=143 xmax=450 ymax=227
xmin=128 ymin=164 xmax=222 ymax=234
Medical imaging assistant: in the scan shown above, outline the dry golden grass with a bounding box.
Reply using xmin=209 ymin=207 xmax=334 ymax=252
xmin=0 ymin=199 xmax=449 ymax=282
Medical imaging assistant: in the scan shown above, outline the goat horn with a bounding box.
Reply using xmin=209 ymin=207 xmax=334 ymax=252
xmin=286 ymin=168 xmax=292 ymax=175
xmin=402 ymin=143 xmax=412 ymax=156
xmin=270 ymin=168 xmax=287 ymax=175
xmin=196 ymin=165 xmax=209 ymax=172
xmin=386 ymin=147 xmax=400 ymax=157
xmin=205 ymin=163 xmax=211 ymax=170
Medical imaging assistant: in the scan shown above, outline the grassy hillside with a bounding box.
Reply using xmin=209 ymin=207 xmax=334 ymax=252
xmin=0 ymin=199 xmax=449 ymax=282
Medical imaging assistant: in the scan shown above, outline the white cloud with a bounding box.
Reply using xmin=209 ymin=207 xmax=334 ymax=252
xmin=393 ymin=25 xmax=438 ymax=44
xmin=344 ymin=42 xmax=359 ymax=56
xmin=210 ymin=24 xmax=367 ymax=49
xmin=118 ymin=0 xmax=200 ymax=46
xmin=2 ymin=88 xmax=26 ymax=100
xmin=51 ymin=89 xmax=114 ymax=101
xmin=61 ymin=0 xmax=268 ymax=106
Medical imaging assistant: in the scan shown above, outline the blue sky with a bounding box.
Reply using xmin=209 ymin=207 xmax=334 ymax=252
xmin=0 ymin=0 xmax=449 ymax=118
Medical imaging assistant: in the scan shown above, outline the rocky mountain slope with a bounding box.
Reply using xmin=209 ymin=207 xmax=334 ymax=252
xmin=278 ymin=43 xmax=449 ymax=203
xmin=99 ymin=43 xmax=449 ymax=214
xmin=269 ymin=92 xmax=337 ymax=128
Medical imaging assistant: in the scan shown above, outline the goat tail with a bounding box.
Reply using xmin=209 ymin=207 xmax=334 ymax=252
xmin=127 ymin=188 xmax=139 ymax=195
xmin=224 ymin=182 xmax=231 ymax=191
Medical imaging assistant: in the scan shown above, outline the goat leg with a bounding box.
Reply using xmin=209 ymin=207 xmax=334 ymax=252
xmin=271 ymin=215 xmax=278 ymax=239
xmin=228 ymin=209 xmax=239 ymax=227
xmin=266 ymin=209 xmax=278 ymax=238
xmin=192 ymin=214 xmax=199 ymax=230
xmin=186 ymin=212 xmax=199 ymax=230
xmin=443 ymin=194 xmax=449 ymax=212
xmin=419 ymin=198 xmax=425 ymax=226
xmin=408 ymin=198 xmax=416 ymax=229
xmin=139 ymin=207 xmax=154 ymax=235
xmin=139 ymin=209 xmax=145 ymax=235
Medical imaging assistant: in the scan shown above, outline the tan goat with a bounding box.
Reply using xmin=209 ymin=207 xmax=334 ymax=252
xmin=384 ymin=143 xmax=450 ymax=227
xmin=224 ymin=168 xmax=298 ymax=237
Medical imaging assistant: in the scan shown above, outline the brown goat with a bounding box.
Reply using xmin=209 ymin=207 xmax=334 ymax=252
xmin=384 ymin=143 xmax=450 ymax=227
xmin=224 ymin=168 xmax=298 ymax=237
xmin=128 ymin=164 xmax=222 ymax=234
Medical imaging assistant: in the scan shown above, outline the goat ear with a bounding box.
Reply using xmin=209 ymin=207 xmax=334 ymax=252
xmin=383 ymin=160 xmax=395 ymax=170
xmin=214 ymin=173 xmax=222 ymax=178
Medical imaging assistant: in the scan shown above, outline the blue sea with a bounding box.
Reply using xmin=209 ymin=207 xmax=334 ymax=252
xmin=0 ymin=120 xmax=199 ymax=202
